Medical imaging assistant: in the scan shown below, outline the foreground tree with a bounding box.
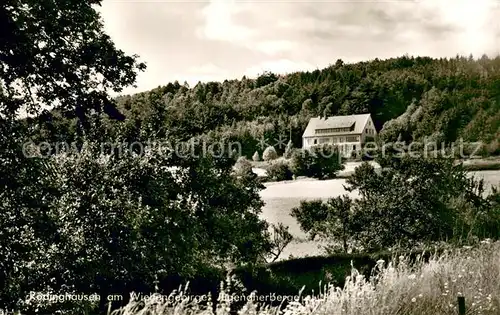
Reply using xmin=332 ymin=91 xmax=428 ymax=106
xmin=292 ymin=195 xmax=354 ymax=253
xmin=0 ymin=1 xmax=275 ymax=314
xmin=266 ymin=223 xmax=293 ymax=263
xmin=292 ymin=156 xmax=499 ymax=252
xmin=344 ymin=157 xmax=491 ymax=250
xmin=0 ymin=0 xmax=146 ymax=122
xmin=1 ymin=0 xmax=144 ymax=311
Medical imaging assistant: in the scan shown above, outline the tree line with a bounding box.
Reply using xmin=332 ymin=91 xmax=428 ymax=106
xmin=36 ymin=55 xmax=500 ymax=158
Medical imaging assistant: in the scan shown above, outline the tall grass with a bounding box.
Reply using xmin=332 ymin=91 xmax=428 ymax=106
xmin=112 ymin=241 xmax=500 ymax=315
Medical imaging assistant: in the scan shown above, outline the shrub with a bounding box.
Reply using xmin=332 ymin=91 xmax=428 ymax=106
xmin=262 ymin=146 xmax=278 ymax=161
xmin=266 ymin=161 xmax=293 ymax=182
xmin=289 ymin=149 xmax=313 ymax=177
xmin=234 ymin=156 xmax=253 ymax=176
xmin=252 ymin=151 xmax=260 ymax=162
xmin=486 ymin=139 xmax=500 ymax=156
xmin=291 ymin=155 xmax=500 ymax=252
xmin=290 ymin=145 xmax=344 ymax=179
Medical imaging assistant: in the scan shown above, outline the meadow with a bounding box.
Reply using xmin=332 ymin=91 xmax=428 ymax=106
xmin=113 ymin=241 xmax=500 ymax=315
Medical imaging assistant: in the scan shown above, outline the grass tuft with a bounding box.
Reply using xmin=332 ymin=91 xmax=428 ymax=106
xmin=114 ymin=241 xmax=500 ymax=315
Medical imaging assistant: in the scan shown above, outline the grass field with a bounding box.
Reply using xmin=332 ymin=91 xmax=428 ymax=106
xmin=259 ymin=177 xmax=358 ymax=260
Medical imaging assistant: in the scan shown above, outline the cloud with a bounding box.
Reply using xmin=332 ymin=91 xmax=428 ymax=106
xmin=188 ymin=63 xmax=226 ymax=74
xmin=183 ymin=63 xmax=233 ymax=86
xmin=419 ymin=0 xmax=499 ymax=56
xmin=98 ymin=0 xmax=500 ymax=95
xmin=198 ymin=0 xmax=255 ymax=42
xmin=253 ymin=40 xmax=297 ymax=56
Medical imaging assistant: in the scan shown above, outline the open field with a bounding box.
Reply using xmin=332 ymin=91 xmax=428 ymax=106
xmin=259 ymin=169 xmax=500 ymax=260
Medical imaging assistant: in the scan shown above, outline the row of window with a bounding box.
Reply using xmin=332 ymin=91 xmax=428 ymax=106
xmin=309 ymin=143 xmax=357 ymax=152
xmin=315 ymin=127 xmax=351 ymax=134
xmin=316 ymin=126 xmax=374 ymax=136
xmin=309 ymin=135 xmax=360 ymax=145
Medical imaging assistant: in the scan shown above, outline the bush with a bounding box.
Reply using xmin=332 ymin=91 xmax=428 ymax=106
xmin=262 ymin=146 xmax=278 ymax=161
xmin=289 ymin=149 xmax=313 ymax=177
xmin=290 ymin=145 xmax=344 ymax=179
xmin=252 ymin=151 xmax=260 ymax=162
xmin=234 ymin=156 xmax=253 ymax=176
xmin=266 ymin=162 xmax=293 ymax=182
xmin=486 ymin=139 xmax=500 ymax=156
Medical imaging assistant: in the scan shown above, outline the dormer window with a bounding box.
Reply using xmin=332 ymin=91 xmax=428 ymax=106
xmin=314 ymin=122 xmax=356 ymax=134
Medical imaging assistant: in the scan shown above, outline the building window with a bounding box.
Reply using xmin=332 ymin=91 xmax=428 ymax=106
xmin=353 ymin=145 xmax=356 ymax=150
xmin=315 ymin=126 xmax=354 ymax=134
xmin=314 ymin=139 xmax=318 ymax=144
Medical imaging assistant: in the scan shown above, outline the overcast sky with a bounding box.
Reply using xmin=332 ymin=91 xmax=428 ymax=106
xmin=98 ymin=0 xmax=500 ymax=95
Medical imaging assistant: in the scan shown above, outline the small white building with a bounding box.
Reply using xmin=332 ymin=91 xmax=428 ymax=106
xmin=302 ymin=113 xmax=377 ymax=156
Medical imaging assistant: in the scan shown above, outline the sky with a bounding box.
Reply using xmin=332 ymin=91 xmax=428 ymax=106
xmin=98 ymin=0 xmax=500 ymax=95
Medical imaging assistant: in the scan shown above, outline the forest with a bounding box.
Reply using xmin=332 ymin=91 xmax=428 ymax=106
xmin=34 ymin=55 xmax=500 ymax=158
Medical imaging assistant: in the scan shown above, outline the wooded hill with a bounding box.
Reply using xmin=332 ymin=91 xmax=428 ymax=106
xmin=37 ymin=55 xmax=500 ymax=157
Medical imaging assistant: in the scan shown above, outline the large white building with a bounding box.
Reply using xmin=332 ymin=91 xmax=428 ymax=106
xmin=302 ymin=113 xmax=377 ymax=156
